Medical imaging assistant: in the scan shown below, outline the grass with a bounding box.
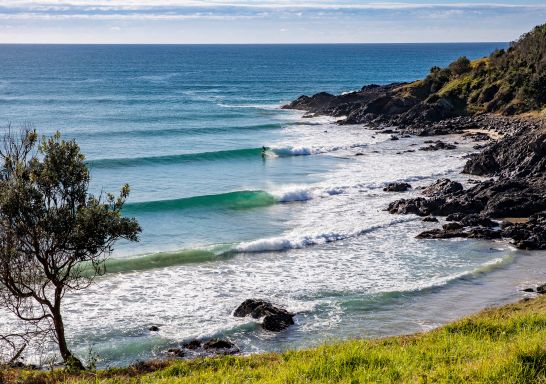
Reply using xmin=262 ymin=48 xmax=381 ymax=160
xmin=3 ymin=295 xmax=546 ymax=383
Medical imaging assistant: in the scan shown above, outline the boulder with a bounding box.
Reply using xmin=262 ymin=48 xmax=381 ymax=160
xmin=182 ymin=340 xmax=202 ymax=350
xmin=388 ymin=197 xmax=444 ymax=216
xmin=422 ymin=179 xmax=463 ymax=197
xmin=262 ymin=313 xmax=295 ymax=332
xmin=234 ymin=299 xmax=295 ymax=332
xmin=443 ymin=222 xmax=464 ymax=231
xmin=234 ymin=299 xmax=291 ymax=319
xmin=383 ymin=182 xmax=412 ymax=192
xmin=419 ymin=141 xmax=457 ymax=151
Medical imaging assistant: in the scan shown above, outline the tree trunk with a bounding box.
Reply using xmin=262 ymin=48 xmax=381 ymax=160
xmin=52 ymin=305 xmax=85 ymax=370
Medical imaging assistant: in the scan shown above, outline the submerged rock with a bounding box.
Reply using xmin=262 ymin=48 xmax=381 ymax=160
xmin=149 ymin=326 xmax=160 ymax=332
xmin=203 ymin=339 xmax=237 ymax=350
xmin=167 ymin=348 xmax=184 ymax=357
xmin=419 ymin=141 xmax=457 ymax=151
xmin=416 ymin=227 xmax=501 ymax=240
xmin=422 ymin=216 xmax=439 ymax=223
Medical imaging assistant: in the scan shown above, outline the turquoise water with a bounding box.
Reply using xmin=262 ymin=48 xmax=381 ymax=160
xmin=3 ymin=43 xmax=545 ymax=367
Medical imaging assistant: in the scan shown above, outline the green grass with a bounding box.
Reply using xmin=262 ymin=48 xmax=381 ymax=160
xmin=3 ymin=296 xmax=546 ymax=383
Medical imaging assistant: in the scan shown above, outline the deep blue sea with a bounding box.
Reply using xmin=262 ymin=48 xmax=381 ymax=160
xmin=2 ymin=43 xmax=545 ymax=367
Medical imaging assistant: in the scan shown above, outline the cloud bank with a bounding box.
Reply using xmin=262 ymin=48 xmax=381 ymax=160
xmin=0 ymin=1 xmax=544 ymax=43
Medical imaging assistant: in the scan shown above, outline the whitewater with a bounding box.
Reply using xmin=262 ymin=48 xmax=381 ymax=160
xmin=1 ymin=44 xmax=545 ymax=368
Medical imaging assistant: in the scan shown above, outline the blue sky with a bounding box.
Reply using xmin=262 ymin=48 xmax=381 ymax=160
xmin=0 ymin=1 xmax=545 ymax=43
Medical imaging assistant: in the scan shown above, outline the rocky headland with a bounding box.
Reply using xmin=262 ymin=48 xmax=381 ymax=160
xmin=283 ymin=24 xmax=546 ymax=250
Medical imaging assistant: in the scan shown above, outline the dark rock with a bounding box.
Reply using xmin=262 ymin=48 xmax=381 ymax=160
xmin=422 ymin=179 xmax=464 ymax=197
xmin=390 ymin=135 xmax=400 ymax=141
xmin=443 ymin=222 xmax=464 ymax=230
xmin=388 ymin=197 xmax=444 ymax=216
xmin=383 ymin=182 xmax=412 ymax=192
xmin=262 ymin=313 xmax=295 ymax=332
xmin=202 ymin=339 xmax=236 ymax=350
xmin=419 ymin=141 xmax=457 ymax=151
xmin=149 ymin=326 xmax=160 ymax=332
xmin=182 ymin=340 xmax=202 ymax=350
xmin=234 ymin=299 xmax=295 ymax=332
xmin=422 ymin=216 xmax=439 ymax=222
xmin=466 ymin=227 xmax=502 ymax=239
xmin=167 ymin=348 xmax=184 ymax=357
xmin=459 ymin=214 xmax=498 ymax=228
xmin=501 ymin=212 xmax=546 ymax=250
xmin=537 ymin=284 xmax=546 ymax=294
xmin=233 ymin=299 xmax=292 ymax=319
xmin=464 ymin=124 xmax=546 ymax=177
xmin=446 ymin=213 xmax=466 ymax=221
xmin=416 ymin=229 xmax=468 ymax=239
xmin=354 ymin=152 xmax=364 ymax=156
xmin=522 ymin=288 xmax=535 ymax=293
xmin=416 ymin=227 xmax=501 ymax=240
xmin=463 ymin=132 xmax=491 ymax=142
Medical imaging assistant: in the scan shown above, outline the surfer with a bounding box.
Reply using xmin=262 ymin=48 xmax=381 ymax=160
xmin=261 ymin=146 xmax=267 ymax=159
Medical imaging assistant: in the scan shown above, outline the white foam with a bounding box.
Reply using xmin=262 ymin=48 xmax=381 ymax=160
xmin=271 ymin=184 xmax=352 ymax=204
xmin=270 ymin=143 xmax=367 ymax=157
xmin=217 ymin=103 xmax=282 ymax=110
xmin=233 ymin=218 xmax=417 ymax=254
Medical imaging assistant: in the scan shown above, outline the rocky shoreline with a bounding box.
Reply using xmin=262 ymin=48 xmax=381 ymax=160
xmin=283 ymin=85 xmax=546 ymax=250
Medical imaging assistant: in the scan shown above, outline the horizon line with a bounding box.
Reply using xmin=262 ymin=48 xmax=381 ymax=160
xmin=0 ymin=41 xmax=508 ymax=46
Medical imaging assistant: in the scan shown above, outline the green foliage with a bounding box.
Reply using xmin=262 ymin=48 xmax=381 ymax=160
xmin=403 ymin=23 xmax=546 ymax=115
xmin=0 ymin=128 xmax=141 ymax=368
xmin=448 ymin=56 xmax=472 ymax=77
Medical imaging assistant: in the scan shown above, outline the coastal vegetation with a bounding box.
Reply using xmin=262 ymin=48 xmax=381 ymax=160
xmin=0 ymin=128 xmax=141 ymax=369
xmin=286 ymin=23 xmax=546 ymax=126
xmin=409 ymin=23 xmax=546 ymax=115
xmin=2 ymin=295 xmax=546 ymax=383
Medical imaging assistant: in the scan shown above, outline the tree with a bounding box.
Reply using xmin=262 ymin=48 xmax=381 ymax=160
xmin=448 ymin=56 xmax=472 ymax=77
xmin=0 ymin=127 xmax=141 ymax=370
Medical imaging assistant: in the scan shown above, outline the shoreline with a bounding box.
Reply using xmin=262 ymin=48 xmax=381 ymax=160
xmin=283 ymin=87 xmax=546 ymax=251
xmin=4 ymin=114 xmax=544 ymax=373
xmin=4 ymin=293 xmax=546 ymax=383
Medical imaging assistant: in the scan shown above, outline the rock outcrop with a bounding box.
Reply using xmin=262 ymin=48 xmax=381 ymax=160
xmin=234 ymin=299 xmax=295 ymax=332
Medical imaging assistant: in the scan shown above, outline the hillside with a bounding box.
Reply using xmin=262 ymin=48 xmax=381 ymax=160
xmin=284 ymin=24 xmax=546 ymax=129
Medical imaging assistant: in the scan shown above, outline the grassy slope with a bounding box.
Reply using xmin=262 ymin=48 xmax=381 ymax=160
xmin=398 ymin=24 xmax=546 ymax=116
xmin=5 ymin=295 xmax=546 ymax=384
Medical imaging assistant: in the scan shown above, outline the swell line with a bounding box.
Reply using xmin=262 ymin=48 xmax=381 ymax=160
xmin=104 ymin=218 xmax=419 ymax=274
xmin=88 ymin=147 xmax=263 ymax=169
xmin=75 ymin=123 xmax=282 ymax=140
xmin=123 ymin=190 xmax=276 ymax=214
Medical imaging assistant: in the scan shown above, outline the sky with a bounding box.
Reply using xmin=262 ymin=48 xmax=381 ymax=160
xmin=0 ymin=1 xmax=545 ymax=43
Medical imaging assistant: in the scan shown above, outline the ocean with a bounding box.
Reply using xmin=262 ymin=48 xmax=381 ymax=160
xmin=1 ymin=43 xmax=545 ymax=367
